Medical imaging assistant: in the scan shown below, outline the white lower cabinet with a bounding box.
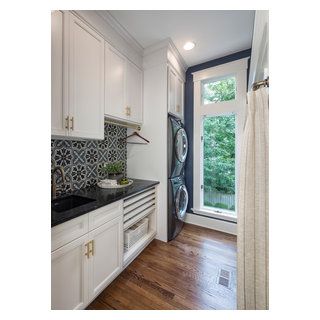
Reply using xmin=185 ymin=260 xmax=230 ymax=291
xmin=51 ymin=234 xmax=89 ymax=310
xmin=51 ymin=188 xmax=158 ymax=310
xmin=88 ymin=216 xmax=123 ymax=300
xmin=51 ymin=201 xmax=123 ymax=310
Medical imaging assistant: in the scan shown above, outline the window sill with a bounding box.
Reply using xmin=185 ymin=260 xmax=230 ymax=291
xmin=191 ymin=208 xmax=237 ymax=223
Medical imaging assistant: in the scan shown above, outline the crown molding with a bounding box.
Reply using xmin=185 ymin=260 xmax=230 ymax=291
xmin=96 ymin=11 xmax=144 ymax=55
xmin=144 ymin=38 xmax=188 ymax=71
xmin=167 ymin=39 xmax=188 ymax=71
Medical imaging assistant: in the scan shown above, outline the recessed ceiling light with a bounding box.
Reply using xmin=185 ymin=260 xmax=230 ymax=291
xmin=183 ymin=41 xmax=195 ymax=51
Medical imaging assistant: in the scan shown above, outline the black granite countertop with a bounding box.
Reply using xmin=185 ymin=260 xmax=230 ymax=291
xmin=51 ymin=179 xmax=159 ymax=227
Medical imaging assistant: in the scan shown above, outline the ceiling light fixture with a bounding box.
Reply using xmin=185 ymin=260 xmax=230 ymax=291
xmin=183 ymin=41 xmax=195 ymax=51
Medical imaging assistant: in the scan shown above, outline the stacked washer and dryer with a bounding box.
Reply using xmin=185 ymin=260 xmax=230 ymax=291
xmin=167 ymin=115 xmax=189 ymax=241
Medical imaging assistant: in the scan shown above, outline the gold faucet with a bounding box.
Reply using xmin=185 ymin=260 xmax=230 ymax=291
xmin=52 ymin=166 xmax=66 ymax=199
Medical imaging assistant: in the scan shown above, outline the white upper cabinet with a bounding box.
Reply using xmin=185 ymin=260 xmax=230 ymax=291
xmin=105 ymin=45 xmax=143 ymax=125
xmin=126 ymin=60 xmax=143 ymax=124
xmin=168 ymin=66 xmax=184 ymax=119
xmin=68 ymin=14 xmax=104 ymax=140
xmin=105 ymin=45 xmax=126 ymax=120
xmin=51 ymin=12 xmax=105 ymax=140
xmin=176 ymin=76 xmax=184 ymax=117
xmin=52 ymin=11 xmax=144 ymax=136
xmin=168 ymin=67 xmax=176 ymax=116
xmin=51 ymin=11 xmax=66 ymax=136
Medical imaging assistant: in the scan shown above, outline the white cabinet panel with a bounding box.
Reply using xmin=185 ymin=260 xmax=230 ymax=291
xmin=105 ymin=45 xmax=126 ymax=120
xmin=51 ymin=10 xmax=67 ymax=136
xmin=168 ymin=66 xmax=184 ymax=119
xmin=176 ymin=76 xmax=184 ymax=118
xmin=88 ymin=216 xmax=123 ymax=300
xmin=168 ymin=67 xmax=176 ymax=115
xmin=88 ymin=200 xmax=122 ymax=231
xmin=51 ymin=214 xmax=89 ymax=252
xmin=105 ymin=44 xmax=143 ymax=125
xmin=68 ymin=14 xmax=104 ymax=140
xmin=126 ymin=60 xmax=143 ymax=123
xmin=51 ymin=234 xmax=89 ymax=310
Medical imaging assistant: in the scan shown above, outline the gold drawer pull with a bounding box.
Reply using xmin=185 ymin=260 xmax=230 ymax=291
xmin=65 ymin=116 xmax=69 ymax=130
xmin=85 ymin=242 xmax=90 ymax=259
xmin=90 ymin=240 xmax=94 ymax=256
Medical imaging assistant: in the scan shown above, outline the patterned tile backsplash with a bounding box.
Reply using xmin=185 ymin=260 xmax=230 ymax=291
xmin=51 ymin=123 xmax=127 ymax=195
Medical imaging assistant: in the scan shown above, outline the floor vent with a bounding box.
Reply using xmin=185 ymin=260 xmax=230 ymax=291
xmin=217 ymin=268 xmax=231 ymax=288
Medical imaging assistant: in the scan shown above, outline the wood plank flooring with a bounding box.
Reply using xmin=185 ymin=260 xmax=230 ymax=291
xmin=87 ymin=223 xmax=237 ymax=310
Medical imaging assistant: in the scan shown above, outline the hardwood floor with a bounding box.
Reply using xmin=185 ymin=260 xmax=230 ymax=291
xmin=87 ymin=223 xmax=237 ymax=310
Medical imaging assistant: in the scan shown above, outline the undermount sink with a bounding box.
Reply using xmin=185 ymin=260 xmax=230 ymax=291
xmin=51 ymin=195 xmax=96 ymax=213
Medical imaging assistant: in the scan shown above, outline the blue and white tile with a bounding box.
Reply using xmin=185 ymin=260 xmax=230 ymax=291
xmin=71 ymin=164 xmax=87 ymax=182
xmin=73 ymin=180 xmax=86 ymax=190
xmin=98 ymin=139 xmax=108 ymax=150
xmin=98 ymin=149 xmax=107 ymax=162
xmin=73 ymin=149 xmax=86 ymax=165
xmin=53 ymin=148 xmax=73 ymax=167
xmin=72 ymin=140 xmax=87 ymax=150
xmin=85 ymin=148 xmax=98 ymax=165
xmin=87 ymin=140 xmax=98 ymax=149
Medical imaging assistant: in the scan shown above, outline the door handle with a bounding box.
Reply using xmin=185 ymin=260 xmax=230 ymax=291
xmin=89 ymin=240 xmax=94 ymax=256
xmin=70 ymin=117 xmax=74 ymax=130
xmin=85 ymin=242 xmax=90 ymax=259
xmin=65 ymin=116 xmax=69 ymax=130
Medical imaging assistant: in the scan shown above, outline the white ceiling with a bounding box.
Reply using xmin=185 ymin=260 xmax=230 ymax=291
xmin=108 ymin=10 xmax=255 ymax=67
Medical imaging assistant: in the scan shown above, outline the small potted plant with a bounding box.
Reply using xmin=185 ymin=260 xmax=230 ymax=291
xmin=102 ymin=162 xmax=123 ymax=181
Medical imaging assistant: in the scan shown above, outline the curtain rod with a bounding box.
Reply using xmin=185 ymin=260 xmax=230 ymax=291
xmin=252 ymin=77 xmax=269 ymax=91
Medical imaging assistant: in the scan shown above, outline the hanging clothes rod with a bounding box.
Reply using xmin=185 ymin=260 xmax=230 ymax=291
xmin=123 ymin=131 xmax=150 ymax=144
xmin=252 ymin=77 xmax=269 ymax=91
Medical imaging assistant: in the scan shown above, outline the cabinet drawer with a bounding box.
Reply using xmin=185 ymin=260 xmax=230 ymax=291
xmin=88 ymin=201 xmax=123 ymax=231
xmin=51 ymin=214 xmax=89 ymax=252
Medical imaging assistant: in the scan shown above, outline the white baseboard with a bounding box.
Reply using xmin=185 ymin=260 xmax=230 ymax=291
xmin=185 ymin=212 xmax=237 ymax=235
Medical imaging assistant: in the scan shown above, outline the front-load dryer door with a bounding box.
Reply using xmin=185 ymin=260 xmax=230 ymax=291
xmin=175 ymin=184 xmax=188 ymax=221
xmin=175 ymin=128 xmax=188 ymax=163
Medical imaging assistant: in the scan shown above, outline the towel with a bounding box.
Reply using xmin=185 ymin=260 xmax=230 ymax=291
xmin=100 ymin=178 xmax=117 ymax=186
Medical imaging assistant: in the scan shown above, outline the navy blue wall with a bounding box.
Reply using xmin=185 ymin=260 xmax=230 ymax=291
xmin=184 ymin=49 xmax=251 ymax=212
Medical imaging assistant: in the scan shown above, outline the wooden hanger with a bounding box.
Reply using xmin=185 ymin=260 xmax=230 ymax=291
xmin=123 ymin=131 xmax=150 ymax=144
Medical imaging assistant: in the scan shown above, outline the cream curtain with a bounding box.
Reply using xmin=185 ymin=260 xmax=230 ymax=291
xmin=237 ymin=87 xmax=269 ymax=310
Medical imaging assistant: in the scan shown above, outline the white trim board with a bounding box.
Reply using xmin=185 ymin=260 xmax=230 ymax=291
xmin=192 ymin=58 xmax=249 ymax=82
xmin=185 ymin=213 xmax=237 ymax=235
xmin=192 ymin=57 xmax=247 ymax=218
xmin=97 ymin=11 xmax=144 ymax=55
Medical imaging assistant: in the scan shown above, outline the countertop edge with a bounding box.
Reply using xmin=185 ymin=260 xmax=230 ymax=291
xmin=51 ymin=179 xmax=159 ymax=228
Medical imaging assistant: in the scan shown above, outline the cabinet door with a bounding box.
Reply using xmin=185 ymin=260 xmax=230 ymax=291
xmin=88 ymin=216 xmax=123 ymax=300
xmin=168 ymin=67 xmax=176 ymax=115
xmin=176 ymin=76 xmax=184 ymax=119
xmin=51 ymin=10 xmax=67 ymax=137
xmin=126 ymin=60 xmax=143 ymax=124
xmin=68 ymin=14 xmax=104 ymax=140
xmin=51 ymin=234 xmax=89 ymax=310
xmin=105 ymin=45 xmax=126 ymax=120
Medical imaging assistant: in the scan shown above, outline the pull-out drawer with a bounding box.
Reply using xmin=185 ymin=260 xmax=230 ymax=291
xmin=51 ymin=214 xmax=89 ymax=252
xmin=88 ymin=200 xmax=123 ymax=231
xmin=123 ymin=187 xmax=156 ymax=230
